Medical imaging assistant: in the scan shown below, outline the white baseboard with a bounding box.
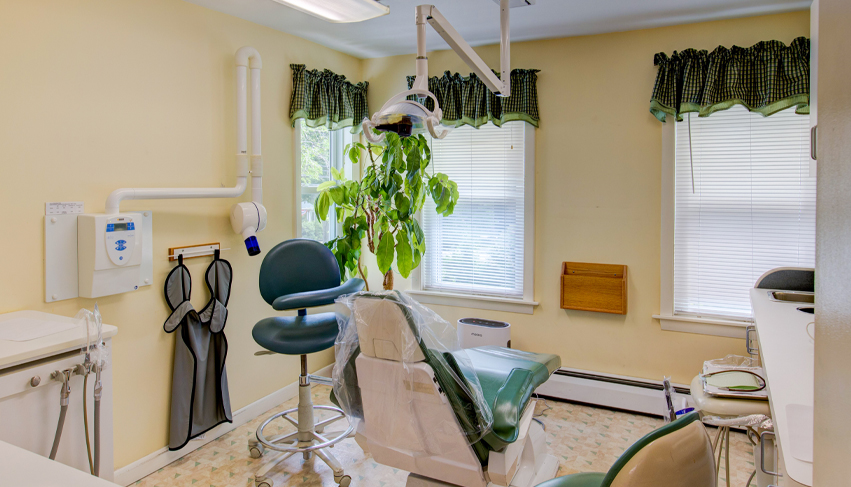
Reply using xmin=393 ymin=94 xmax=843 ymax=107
xmin=113 ymin=363 xmax=334 ymax=486
xmin=535 ymin=368 xmax=693 ymax=417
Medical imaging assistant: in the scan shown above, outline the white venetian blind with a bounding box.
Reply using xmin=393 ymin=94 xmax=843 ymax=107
xmin=673 ymin=107 xmax=815 ymax=320
xmin=422 ymin=121 xmax=526 ymax=298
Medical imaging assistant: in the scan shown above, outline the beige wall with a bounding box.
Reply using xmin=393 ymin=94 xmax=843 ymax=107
xmin=0 ymin=0 xmax=361 ymax=470
xmin=0 ymin=0 xmax=812 ymax=474
xmin=362 ymin=11 xmax=810 ymax=385
xmin=814 ymin=0 xmax=851 ymax=483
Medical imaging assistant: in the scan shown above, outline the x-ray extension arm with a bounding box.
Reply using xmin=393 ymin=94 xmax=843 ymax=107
xmin=413 ymin=1 xmax=510 ymax=96
xmin=104 ymin=47 xmax=266 ymax=255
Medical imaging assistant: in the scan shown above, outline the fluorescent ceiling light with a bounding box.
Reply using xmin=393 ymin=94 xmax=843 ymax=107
xmin=271 ymin=0 xmax=389 ymax=23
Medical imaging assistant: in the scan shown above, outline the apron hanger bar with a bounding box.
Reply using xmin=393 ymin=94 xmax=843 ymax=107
xmin=168 ymin=243 xmax=230 ymax=261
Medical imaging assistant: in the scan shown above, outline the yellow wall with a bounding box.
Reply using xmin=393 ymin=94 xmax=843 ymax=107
xmin=362 ymin=11 xmax=810 ymax=384
xmin=0 ymin=0 xmax=810 ymax=474
xmin=0 ymin=0 xmax=361 ymax=470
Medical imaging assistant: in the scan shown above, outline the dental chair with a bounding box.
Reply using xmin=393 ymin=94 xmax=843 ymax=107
xmin=248 ymin=239 xmax=364 ymax=487
xmin=334 ymin=292 xmax=562 ymax=487
xmin=534 ymin=412 xmax=716 ymax=487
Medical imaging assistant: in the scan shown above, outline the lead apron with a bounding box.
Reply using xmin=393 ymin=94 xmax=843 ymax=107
xmin=164 ymin=255 xmax=233 ymax=450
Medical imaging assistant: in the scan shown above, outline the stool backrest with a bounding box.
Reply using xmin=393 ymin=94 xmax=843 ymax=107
xmin=754 ymin=267 xmax=814 ymax=292
xmin=603 ymin=412 xmax=715 ymax=487
xmin=259 ymin=239 xmax=341 ymax=306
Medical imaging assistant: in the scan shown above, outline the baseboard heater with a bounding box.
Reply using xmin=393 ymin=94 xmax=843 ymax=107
xmin=535 ymin=368 xmax=693 ymax=417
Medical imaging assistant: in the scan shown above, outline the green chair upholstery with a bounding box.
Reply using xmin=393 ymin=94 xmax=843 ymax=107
xmin=252 ymin=239 xmax=364 ymax=356
xmin=535 ymin=412 xmax=716 ymax=487
xmin=461 ymin=347 xmax=561 ymax=450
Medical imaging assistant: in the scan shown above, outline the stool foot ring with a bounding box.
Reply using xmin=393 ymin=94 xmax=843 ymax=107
xmin=255 ymin=405 xmax=352 ymax=453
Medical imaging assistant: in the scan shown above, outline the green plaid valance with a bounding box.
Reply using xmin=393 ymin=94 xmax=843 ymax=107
xmin=650 ymin=37 xmax=810 ymax=122
xmin=406 ymin=69 xmax=540 ymax=128
xmin=289 ymin=64 xmax=369 ymax=133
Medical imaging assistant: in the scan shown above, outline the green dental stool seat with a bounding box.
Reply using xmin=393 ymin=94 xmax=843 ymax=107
xmin=535 ymin=412 xmax=716 ymax=487
xmin=249 ymin=239 xmax=364 ymax=487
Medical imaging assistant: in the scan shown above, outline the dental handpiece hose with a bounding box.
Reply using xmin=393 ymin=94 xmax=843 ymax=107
xmin=93 ymin=363 xmax=103 ymax=476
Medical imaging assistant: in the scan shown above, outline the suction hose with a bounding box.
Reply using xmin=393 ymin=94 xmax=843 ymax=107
xmin=49 ymin=370 xmax=72 ymax=460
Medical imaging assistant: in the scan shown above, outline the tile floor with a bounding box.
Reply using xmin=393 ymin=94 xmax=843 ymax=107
xmin=133 ymin=385 xmax=754 ymax=487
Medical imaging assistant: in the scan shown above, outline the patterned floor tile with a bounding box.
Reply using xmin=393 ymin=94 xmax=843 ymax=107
xmin=132 ymin=386 xmax=753 ymax=487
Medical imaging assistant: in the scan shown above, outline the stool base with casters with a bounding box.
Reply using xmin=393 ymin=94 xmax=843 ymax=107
xmin=249 ymin=356 xmax=354 ymax=487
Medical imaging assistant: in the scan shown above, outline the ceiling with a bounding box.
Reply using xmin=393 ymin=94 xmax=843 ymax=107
xmin=184 ymin=0 xmax=810 ymax=59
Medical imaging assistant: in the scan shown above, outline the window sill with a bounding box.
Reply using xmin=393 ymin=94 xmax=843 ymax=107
xmin=406 ymin=290 xmax=538 ymax=315
xmin=653 ymin=314 xmax=751 ymax=338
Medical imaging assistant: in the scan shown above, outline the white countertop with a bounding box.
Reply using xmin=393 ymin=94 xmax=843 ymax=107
xmin=0 ymin=311 xmax=118 ymax=369
xmin=750 ymin=288 xmax=814 ymax=486
xmin=0 ymin=440 xmax=120 ymax=486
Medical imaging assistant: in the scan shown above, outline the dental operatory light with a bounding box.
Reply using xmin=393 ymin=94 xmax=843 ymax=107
xmin=271 ymin=0 xmax=389 ymax=23
xmin=363 ymin=0 xmax=530 ymax=142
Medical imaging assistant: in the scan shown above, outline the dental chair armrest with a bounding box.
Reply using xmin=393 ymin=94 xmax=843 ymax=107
xmin=491 ymin=369 xmax=535 ymax=445
xmin=272 ymin=278 xmax=365 ymax=311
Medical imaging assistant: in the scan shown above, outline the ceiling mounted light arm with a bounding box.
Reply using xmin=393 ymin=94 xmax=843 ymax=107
xmin=363 ymin=0 xmax=517 ymax=142
xmin=418 ymin=1 xmax=511 ymax=96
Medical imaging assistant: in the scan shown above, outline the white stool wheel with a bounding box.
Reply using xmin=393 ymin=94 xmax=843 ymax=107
xmin=248 ymin=438 xmax=265 ymax=458
xmin=335 ymin=474 xmax=351 ymax=486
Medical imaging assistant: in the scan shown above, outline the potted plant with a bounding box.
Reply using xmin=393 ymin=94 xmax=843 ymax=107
xmin=314 ymin=132 xmax=458 ymax=290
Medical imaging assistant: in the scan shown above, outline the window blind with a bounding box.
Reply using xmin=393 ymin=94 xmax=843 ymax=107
xmin=422 ymin=122 xmax=526 ymax=298
xmin=673 ymin=107 xmax=815 ymax=320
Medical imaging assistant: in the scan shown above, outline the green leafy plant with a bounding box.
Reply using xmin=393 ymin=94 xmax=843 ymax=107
xmin=314 ymin=132 xmax=459 ymax=290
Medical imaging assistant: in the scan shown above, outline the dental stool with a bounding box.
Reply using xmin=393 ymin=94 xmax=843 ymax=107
xmin=249 ymin=239 xmax=364 ymax=487
xmin=535 ymin=412 xmax=716 ymax=487
xmin=337 ymin=292 xmax=562 ymax=487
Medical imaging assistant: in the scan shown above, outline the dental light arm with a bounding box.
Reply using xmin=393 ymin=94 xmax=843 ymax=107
xmin=418 ymin=3 xmax=510 ymax=96
xmin=363 ymin=0 xmax=512 ymax=142
xmin=104 ymin=47 xmax=267 ymax=256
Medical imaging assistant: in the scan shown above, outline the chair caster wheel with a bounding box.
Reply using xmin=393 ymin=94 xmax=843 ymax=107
xmin=255 ymin=477 xmax=273 ymax=487
xmin=315 ymin=425 xmax=325 ymax=433
xmin=335 ymin=474 xmax=351 ymax=486
xmin=248 ymin=438 xmax=265 ymax=458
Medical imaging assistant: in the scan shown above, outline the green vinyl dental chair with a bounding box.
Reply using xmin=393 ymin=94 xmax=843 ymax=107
xmin=535 ymin=412 xmax=716 ymax=487
xmin=333 ymin=291 xmax=562 ymax=487
xmin=248 ymin=239 xmax=364 ymax=487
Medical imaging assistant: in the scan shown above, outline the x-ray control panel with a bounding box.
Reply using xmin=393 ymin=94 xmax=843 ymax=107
xmin=78 ymin=213 xmax=147 ymax=298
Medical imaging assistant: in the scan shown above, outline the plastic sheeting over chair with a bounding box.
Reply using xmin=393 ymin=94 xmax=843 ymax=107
xmin=333 ymin=291 xmax=494 ymax=457
xmin=333 ymin=291 xmax=562 ymax=487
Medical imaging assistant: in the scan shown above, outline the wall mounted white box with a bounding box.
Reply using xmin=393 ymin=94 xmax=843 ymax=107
xmin=77 ymin=212 xmax=152 ymax=298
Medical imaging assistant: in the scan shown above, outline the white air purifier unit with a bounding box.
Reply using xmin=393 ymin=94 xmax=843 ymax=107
xmin=457 ymin=318 xmax=511 ymax=349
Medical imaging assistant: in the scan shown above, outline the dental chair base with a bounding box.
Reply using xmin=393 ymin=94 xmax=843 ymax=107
xmin=248 ymin=362 xmax=353 ymax=487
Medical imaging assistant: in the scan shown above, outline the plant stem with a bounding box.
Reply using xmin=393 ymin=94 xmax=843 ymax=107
xmin=357 ymin=257 xmax=369 ymax=292
xmin=382 ymin=269 xmax=394 ymax=290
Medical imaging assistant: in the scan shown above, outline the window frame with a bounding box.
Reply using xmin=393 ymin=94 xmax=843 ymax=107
xmin=294 ymin=120 xmax=353 ymax=240
xmin=408 ymin=122 xmax=538 ymax=315
xmin=654 ymin=112 xmax=815 ymax=338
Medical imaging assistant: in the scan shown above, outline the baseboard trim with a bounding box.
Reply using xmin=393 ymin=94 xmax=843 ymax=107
xmin=113 ymin=363 xmax=334 ymax=486
xmin=535 ymin=367 xmax=693 ymax=417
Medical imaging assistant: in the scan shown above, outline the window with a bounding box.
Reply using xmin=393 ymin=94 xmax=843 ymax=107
xmin=410 ymin=121 xmax=536 ymax=314
xmin=295 ymin=121 xmax=351 ymax=241
xmin=656 ymin=107 xmax=815 ymax=335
